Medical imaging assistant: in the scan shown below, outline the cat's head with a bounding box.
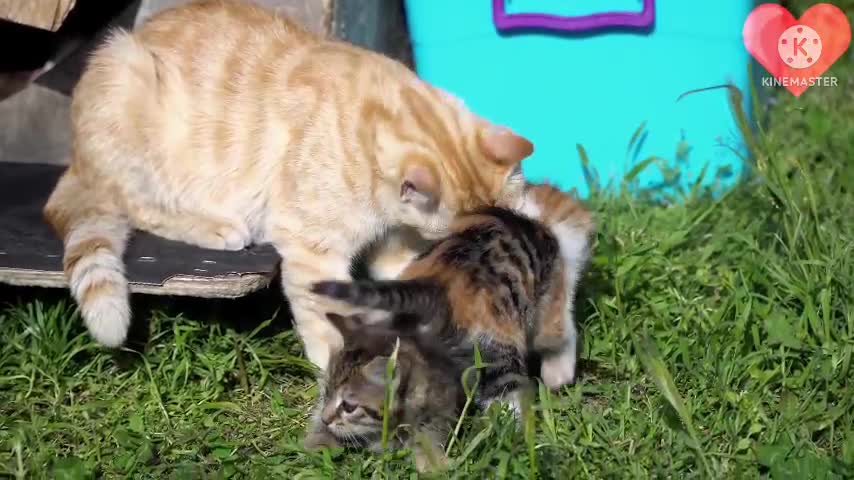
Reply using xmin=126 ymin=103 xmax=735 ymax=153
xmin=304 ymin=313 xmax=412 ymax=451
xmin=388 ymin=86 xmax=533 ymax=240
xmin=305 ymin=312 xmax=462 ymax=453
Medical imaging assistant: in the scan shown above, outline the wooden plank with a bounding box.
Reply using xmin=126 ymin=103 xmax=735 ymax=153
xmin=0 ymin=162 xmax=282 ymax=297
xmin=0 ymin=268 xmax=272 ymax=298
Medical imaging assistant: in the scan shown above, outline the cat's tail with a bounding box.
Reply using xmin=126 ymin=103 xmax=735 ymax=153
xmin=43 ymin=167 xmax=132 ymax=347
xmin=311 ymin=279 xmax=444 ymax=316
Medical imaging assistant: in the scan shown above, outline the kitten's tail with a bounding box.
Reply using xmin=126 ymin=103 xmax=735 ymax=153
xmin=311 ymin=279 xmax=444 ymax=315
xmin=43 ymin=168 xmax=132 ymax=347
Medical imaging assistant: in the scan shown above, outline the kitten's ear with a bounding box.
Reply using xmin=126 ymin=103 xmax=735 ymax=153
xmin=479 ymin=125 xmax=534 ymax=167
xmin=361 ymin=355 xmax=400 ymax=386
xmin=401 ymin=163 xmax=439 ymax=211
xmin=326 ymin=312 xmax=363 ymax=339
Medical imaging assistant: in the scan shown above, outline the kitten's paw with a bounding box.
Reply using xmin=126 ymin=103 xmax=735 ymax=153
xmin=415 ymin=449 xmax=449 ymax=474
xmin=486 ymin=391 xmax=527 ymax=420
xmin=541 ymin=350 xmax=576 ymax=390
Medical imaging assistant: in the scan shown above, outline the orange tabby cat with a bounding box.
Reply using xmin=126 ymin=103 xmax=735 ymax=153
xmin=42 ymin=0 xmax=532 ymax=371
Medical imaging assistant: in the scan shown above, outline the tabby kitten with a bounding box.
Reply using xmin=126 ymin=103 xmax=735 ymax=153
xmin=304 ymin=312 xmax=465 ymax=473
xmin=315 ymin=182 xmax=595 ymax=392
xmin=42 ymin=0 xmax=532 ymax=371
xmin=305 ymin=184 xmax=595 ymax=469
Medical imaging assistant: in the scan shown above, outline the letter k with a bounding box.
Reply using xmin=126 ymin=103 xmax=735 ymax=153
xmin=792 ymin=37 xmax=808 ymax=56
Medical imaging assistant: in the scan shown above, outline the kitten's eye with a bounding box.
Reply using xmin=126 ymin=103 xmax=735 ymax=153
xmin=341 ymin=400 xmax=358 ymax=414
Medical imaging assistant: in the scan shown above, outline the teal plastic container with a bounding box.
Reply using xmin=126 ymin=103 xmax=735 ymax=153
xmin=403 ymin=0 xmax=755 ymax=197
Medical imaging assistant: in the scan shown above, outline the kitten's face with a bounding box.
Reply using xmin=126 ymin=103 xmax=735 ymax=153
xmin=313 ymin=353 xmax=393 ymax=447
xmin=305 ymin=315 xmax=409 ymax=450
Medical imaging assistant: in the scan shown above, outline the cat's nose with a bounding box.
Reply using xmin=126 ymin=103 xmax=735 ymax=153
xmin=321 ymin=404 xmax=337 ymax=425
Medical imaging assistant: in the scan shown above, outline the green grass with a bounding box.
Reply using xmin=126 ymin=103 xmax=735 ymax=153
xmin=2 ymin=6 xmax=854 ymax=478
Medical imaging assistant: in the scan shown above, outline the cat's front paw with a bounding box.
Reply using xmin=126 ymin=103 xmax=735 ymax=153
xmin=190 ymin=221 xmax=251 ymax=250
xmin=214 ymin=223 xmax=252 ymax=250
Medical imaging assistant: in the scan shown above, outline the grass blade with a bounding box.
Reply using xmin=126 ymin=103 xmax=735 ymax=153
xmin=634 ymin=335 xmax=712 ymax=477
xmin=381 ymin=338 xmax=401 ymax=451
xmin=623 ymin=156 xmax=659 ymax=186
xmin=577 ymin=143 xmax=600 ymax=196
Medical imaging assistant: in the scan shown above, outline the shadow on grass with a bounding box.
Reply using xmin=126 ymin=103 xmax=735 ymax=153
xmin=572 ymin=259 xmax=613 ymax=383
xmin=1 ymin=262 xmax=617 ymax=385
xmin=0 ymin=278 xmax=295 ymax=366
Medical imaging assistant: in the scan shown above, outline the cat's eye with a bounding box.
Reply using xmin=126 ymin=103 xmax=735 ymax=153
xmin=341 ymin=400 xmax=358 ymax=414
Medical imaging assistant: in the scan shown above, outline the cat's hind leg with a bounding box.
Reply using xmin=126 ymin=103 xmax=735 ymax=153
xmin=540 ymin=336 xmax=577 ymax=390
xmin=537 ymin=332 xmax=578 ymax=390
xmin=534 ymin=284 xmax=579 ymax=390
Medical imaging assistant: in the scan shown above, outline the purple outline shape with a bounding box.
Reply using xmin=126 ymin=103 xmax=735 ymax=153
xmin=493 ymin=0 xmax=655 ymax=33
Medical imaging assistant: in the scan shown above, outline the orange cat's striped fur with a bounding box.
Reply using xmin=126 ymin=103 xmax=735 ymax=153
xmin=42 ymin=0 xmax=533 ymax=371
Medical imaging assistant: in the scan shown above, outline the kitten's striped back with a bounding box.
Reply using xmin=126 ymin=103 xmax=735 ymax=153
xmin=315 ymin=183 xmax=595 ymax=385
xmin=309 ymin=183 xmax=596 ymax=464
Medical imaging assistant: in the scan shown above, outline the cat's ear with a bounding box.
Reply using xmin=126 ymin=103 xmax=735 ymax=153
xmin=361 ymin=355 xmax=402 ymax=386
xmin=401 ymin=163 xmax=440 ymax=211
xmin=326 ymin=312 xmax=363 ymax=339
xmin=479 ymin=125 xmax=534 ymax=167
